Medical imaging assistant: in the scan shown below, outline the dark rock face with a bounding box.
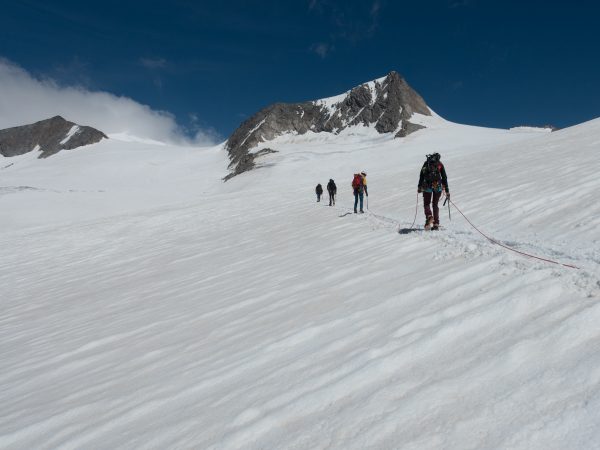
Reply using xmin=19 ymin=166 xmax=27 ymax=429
xmin=223 ymin=148 xmax=278 ymax=181
xmin=0 ymin=116 xmax=107 ymax=158
xmin=225 ymin=71 xmax=431 ymax=179
xmin=396 ymin=121 xmax=426 ymax=138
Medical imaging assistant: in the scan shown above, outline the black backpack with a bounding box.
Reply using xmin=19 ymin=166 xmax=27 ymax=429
xmin=327 ymin=180 xmax=336 ymax=193
xmin=423 ymin=154 xmax=442 ymax=189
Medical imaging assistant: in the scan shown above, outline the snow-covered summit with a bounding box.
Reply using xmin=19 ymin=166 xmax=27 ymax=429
xmin=225 ymin=71 xmax=433 ymax=179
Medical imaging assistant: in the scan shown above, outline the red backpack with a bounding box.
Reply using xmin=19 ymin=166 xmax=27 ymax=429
xmin=352 ymin=173 xmax=363 ymax=191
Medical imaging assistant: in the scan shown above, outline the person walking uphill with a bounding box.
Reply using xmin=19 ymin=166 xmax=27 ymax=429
xmin=418 ymin=153 xmax=449 ymax=230
xmin=315 ymin=183 xmax=323 ymax=202
xmin=327 ymin=179 xmax=337 ymax=206
xmin=352 ymin=171 xmax=368 ymax=213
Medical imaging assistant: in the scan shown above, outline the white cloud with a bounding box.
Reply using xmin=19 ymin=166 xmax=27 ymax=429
xmin=0 ymin=58 xmax=218 ymax=146
xmin=188 ymin=112 xmax=221 ymax=144
xmin=311 ymin=42 xmax=332 ymax=59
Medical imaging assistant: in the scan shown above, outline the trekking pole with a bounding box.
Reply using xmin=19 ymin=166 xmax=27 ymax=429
xmin=443 ymin=193 xmax=451 ymax=221
xmin=409 ymin=191 xmax=419 ymax=230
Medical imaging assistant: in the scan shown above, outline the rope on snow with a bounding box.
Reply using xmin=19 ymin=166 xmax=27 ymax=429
xmin=337 ymin=191 xmax=579 ymax=269
xmin=446 ymin=196 xmax=580 ymax=270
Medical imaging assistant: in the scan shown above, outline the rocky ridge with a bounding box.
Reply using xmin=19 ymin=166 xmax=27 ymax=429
xmin=225 ymin=71 xmax=431 ymax=179
xmin=0 ymin=116 xmax=107 ymax=158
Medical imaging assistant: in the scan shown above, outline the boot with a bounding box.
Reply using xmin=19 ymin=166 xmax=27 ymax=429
xmin=424 ymin=215 xmax=434 ymax=230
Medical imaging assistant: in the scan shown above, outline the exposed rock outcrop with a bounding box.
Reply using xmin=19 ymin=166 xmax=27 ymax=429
xmin=225 ymin=71 xmax=431 ymax=179
xmin=0 ymin=116 xmax=107 ymax=158
xmin=223 ymin=148 xmax=278 ymax=181
xmin=396 ymin=121 xmax=426 ymax=138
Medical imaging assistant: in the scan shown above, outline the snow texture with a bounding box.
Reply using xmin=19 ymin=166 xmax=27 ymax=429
xmin=1 ymin=117 xmax=599 ymax=449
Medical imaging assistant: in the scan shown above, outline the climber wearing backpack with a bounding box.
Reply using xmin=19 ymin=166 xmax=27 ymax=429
xmin=418 ymin=153 xmax=449 ymax=230
xmin=315 ymin=183 xmax=323 ymax=202
xmin=352 ymin=171 xmax=368 ymax=213
xmin=327 ymin=179 xmax=337 ymax=206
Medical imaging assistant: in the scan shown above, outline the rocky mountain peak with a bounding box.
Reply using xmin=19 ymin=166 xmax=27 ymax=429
xmin=224 ymin=71 xmax=431 ymax=180
xmin=0 ymin=116 xmax=108 ymax=158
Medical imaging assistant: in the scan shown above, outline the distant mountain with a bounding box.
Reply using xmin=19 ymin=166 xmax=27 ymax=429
xmin=0 ymin=116 xmax=107 ymax=158
xmin=224 ymin=71 xmax=432 ymax=179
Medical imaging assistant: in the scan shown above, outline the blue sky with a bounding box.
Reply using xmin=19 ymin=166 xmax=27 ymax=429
xmin=1 ymin=0 xmax=599 ymax=141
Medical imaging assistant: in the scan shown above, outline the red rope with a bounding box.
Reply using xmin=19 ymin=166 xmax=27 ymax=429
xmin=448 ymin=198 xmax=580 ymax=270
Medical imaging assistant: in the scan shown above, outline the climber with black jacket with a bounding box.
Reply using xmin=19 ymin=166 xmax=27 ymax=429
xmin=315 ymin=183 xmax=323 ymax=202
xmin=418 ymin=153 xmax=449 ymax=230
xmin=327 ymin=179 xmax=337 ymax=206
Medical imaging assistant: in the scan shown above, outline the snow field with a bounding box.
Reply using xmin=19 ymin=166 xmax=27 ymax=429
xmin=1 ymin=117 xmax=600 ymax=448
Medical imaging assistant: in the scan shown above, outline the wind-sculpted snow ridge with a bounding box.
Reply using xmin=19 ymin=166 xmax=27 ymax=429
xmin=0 ymin=116 xmax=599 ymax=449
xmin=225 ymin=71 xmax=432 ymax=179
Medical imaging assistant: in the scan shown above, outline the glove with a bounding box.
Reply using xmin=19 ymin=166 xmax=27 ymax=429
xmin=445 ymin=192 xmax=450 ymax=200
xmin=418 ymin=188 xmax=422 ymax=193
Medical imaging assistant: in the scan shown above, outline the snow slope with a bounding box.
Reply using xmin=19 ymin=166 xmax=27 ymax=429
xmin=1 ymin=118 xmax=599 ymax=449
xmin=0 ymin=135 xmax=228 ymax=231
